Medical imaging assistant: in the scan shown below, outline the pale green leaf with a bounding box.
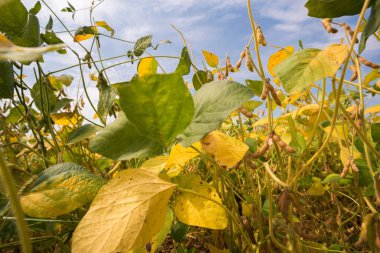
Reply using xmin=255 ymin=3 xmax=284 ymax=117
xmin=179 ymin=80 xmax=254 ymax=146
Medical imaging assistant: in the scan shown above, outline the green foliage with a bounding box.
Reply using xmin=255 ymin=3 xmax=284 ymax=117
xmin=305 ymin=0 xmax=369 ymax=18
xmin=114 ymin=73 xmax=194 ymax=147
xmin=176 ymin=47 xmax=191 ymax=76
xmin=1 ymin=0 xmax=380 ymax=252
xmin=179 ymin=80 xmax=254 ymax=146
xmin=89 ymin=113 xmax=163 ymax=160
xmin=0 ymin=0 xmax=28 ymax=40
xmin=0 ymin=61 xmax=14 ymax=99
xmin=359 ymin=0 xmax=380 ymax=53
xmin=133 ymin=35 xmax=152 ymax=56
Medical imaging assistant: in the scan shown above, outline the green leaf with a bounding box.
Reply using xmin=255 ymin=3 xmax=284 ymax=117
xmin=114 ymin=73 xmax=194 ymax=147
xmin=45 ymin=15 xmax=53 ymax=31
xmin=179 ymin=80 xmax=254 ymax=147
xmin=171 ymin=222 xmax=189 ymax=242
xmin=67 ymin=124 xmax=102 ymax=145
xmin=71 ymin=169 xmax=175 ymax=253
xmin=321 ymin=173 xmax=353 ymax=185
xmin=192 ymin=70 xmax=208 ymax=90
xmin=305 ymin=0 xmax=369 ymax=18
xmin=371 ymin=123 xmax=380 ymax=144
xmin=14 ymin=14 xmax=41 ymax=47
xmin=359 ymin=0 xmax=380 ymax=53
xmin=245 ymin=79 xmax=263 ymax=96
xmin=356 ymin=159 xmax=372 ymax=186
xmin=133 ymin=35 xmax=152 ymax=56
xmin=29 ymin=1 xmax=41 ymax=15
xmin=0 ymin=61 xmax=14 ymax=99
xmin=172 ymin=174 xmax=227 ymax=229
xmin=5 ymin=105 xmax=25 ymax=123
xmin=51 ymin=98 xmax=73 ymax=113
xmin=0 ymin=0 xmax=28 ymax=40
xmin=20 ymin=162 xmax=106 ymax=218
xmin=89 ymin=113 xmax=163 ymax=160
xmin=243 ymin=100 xmax=263 ymax=111
xmin=274 ymin=46 xmax=347 ymax=94
xmin=175 ymin=47 xmax=191 ymax=76
xmin=97 ymin=73 xmax=116 ymax=123
xmin=31 ymin=78 xmax=57 ymax=113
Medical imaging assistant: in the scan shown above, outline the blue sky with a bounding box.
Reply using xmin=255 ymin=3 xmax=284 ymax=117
xmin=20 ymin=0 xmax=380 ymax=118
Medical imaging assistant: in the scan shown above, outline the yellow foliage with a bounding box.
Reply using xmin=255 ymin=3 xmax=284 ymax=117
xmin=137 ymin=57 xmax=158 ymax=77
xmin=201 ymin=131 xmax=248 ymax=169
xmin=166 ymin=142 xmax=202 ymax=169
xmin=202 ymin=50 xmax=219 ymax=68
xmin=268 ymin=46 xmax=294 ymax=77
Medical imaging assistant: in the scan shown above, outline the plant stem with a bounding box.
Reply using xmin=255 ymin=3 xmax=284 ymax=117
xmin=0 ymin=151 xmax=32 ymax=253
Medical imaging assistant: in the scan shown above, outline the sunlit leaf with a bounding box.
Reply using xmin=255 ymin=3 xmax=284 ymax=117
xmin=137 ymin=57 xmax=158 ymax=77
xmin=365 ymin=104 xmax=380 ymax=114
xmin=179 ymin=80 xmax=254 ymax=147
xmin=172 ymin=174 xmax=227 ymax=229
xmin=114 ymin=73 xmax=194 ymax=147
xmin=51 ymin=112 xmax=79 ymax=126
xmin=166 ymin=142 xmax=202 ymax=169
xmin=20 ymin=162 xmax=106 ymax=218
xmin=201 ymin=131 xmax=248 ymax=169
xmin=139 ymin=155 xmax=167 ymax=175
xmin=267 ymin=46 xmax=294 ymax=77
xmin=71 ymin=169 xmax=175 ymax=253
xmin=275 ymin=44 xmax=348 ymax=94
xmin=364 ymin=69 xmax=380 ymax=87
xmin=340 ymin=146 xmax=361 ymax=167
xmin=202 ymin=50 xmax=219 ymax=68
xmin=0 ymin=34 xmax=64 ymax=62
xmin=95 ymin=20 xmax=114 ymax=36
xmin=74 ymin=26 xmax=98 ymax=42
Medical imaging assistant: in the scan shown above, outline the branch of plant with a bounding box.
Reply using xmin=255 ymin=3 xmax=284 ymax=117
xmin=0 ymin=151 xmax=32 ymax=253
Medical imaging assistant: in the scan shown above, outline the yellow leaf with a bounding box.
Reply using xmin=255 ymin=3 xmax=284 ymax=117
xmin=173 ymin=174 xmax=227 ymax=229
xmin=268 ymin=46 xmax=294 ymax=77
xmin=137 ymin=57 xmax=158 ymax=77
xmin=297 ymin=104 xmax=320 ymax=116
xmin=201 ymin=131 xmax=248 ymax=169
xmin=202 ymin=50 xmax=219 ymax=68
xmin=166 ymin=142 xmax=202 ymax=169
xmin=207 ymin=243 xmax=231 ymax=253
xmin=323 ymin=44 xmax=348 ymax=70
xmin=364 ymin=69 xmax=380 ymax=87
xmin=93 ymin=113 xmax=99 ymax=119
xmin=365 ymin=104 xmax=380 ymax=114
xmin=72 ymin=170 xmax=175 ymax=253
xmin=51 ymin=113 xmax=79 ymax=126
xmin=74 ymin=34 xmax=94 ymax=42
xmin=323 ymin=124 xmax=348 ymax=141
xmin=140 ymin=155 xmax=167 ymax=175
xmin=340 ymin=146 xmax=361 ymax=166
xmin=95 ymin=21 xmax=114 ymax=36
